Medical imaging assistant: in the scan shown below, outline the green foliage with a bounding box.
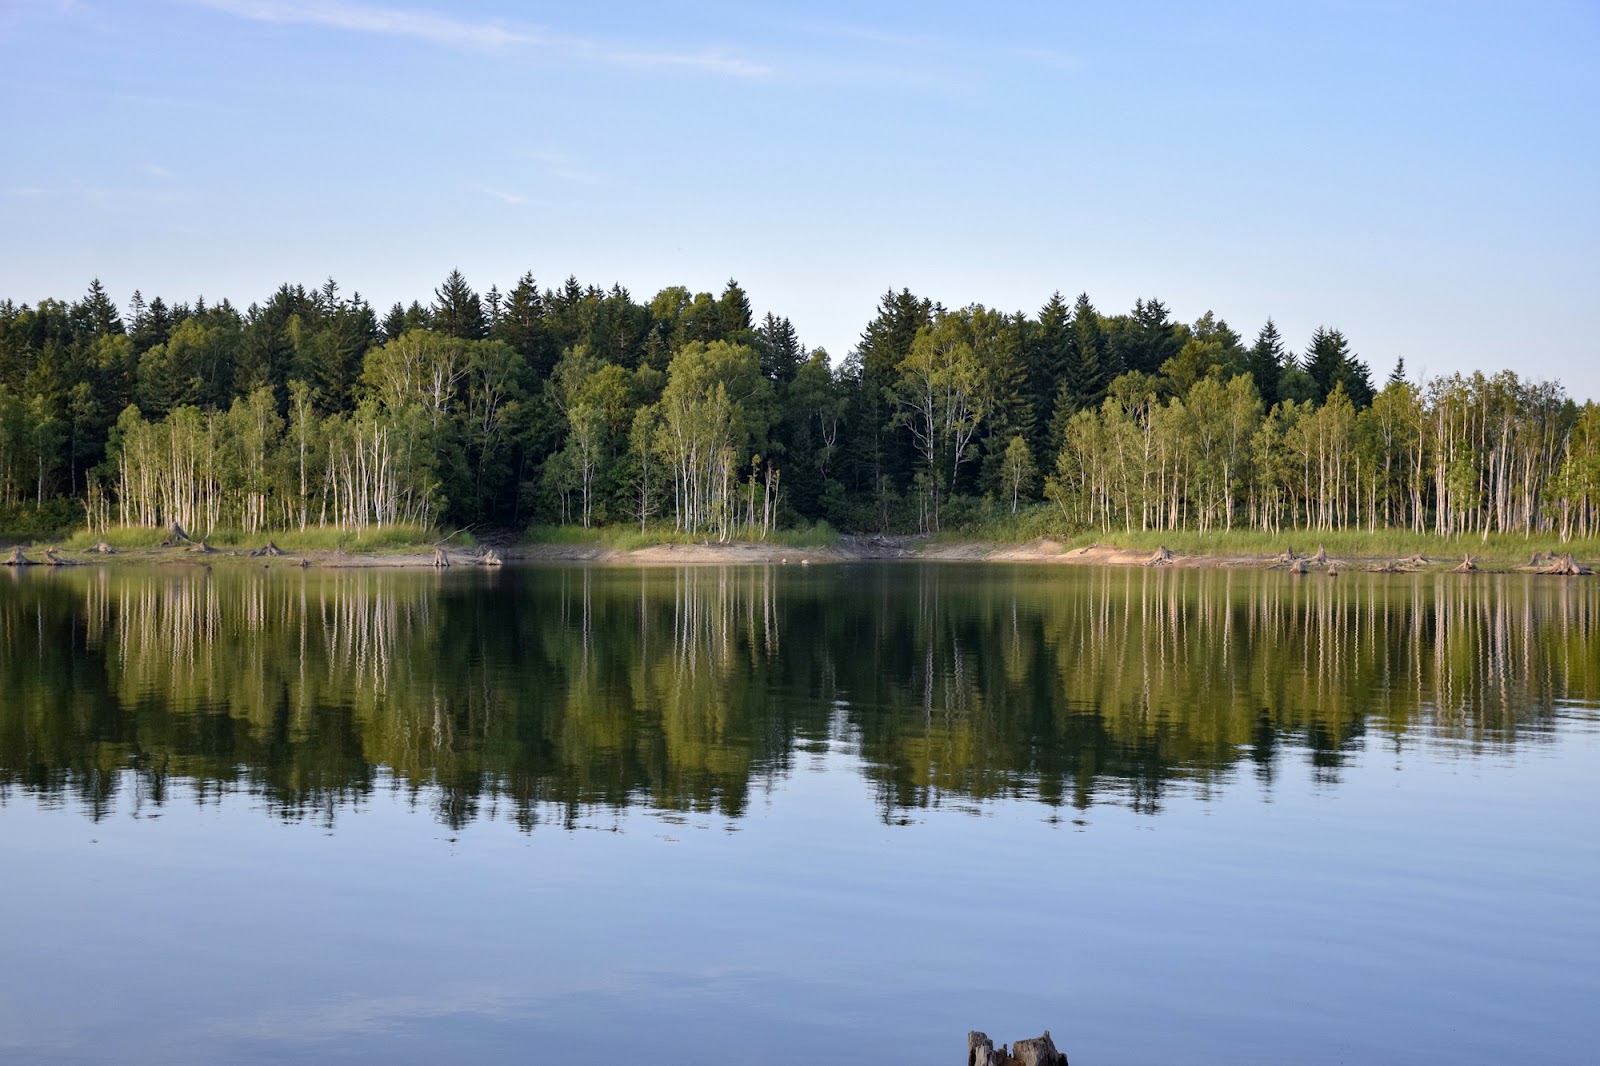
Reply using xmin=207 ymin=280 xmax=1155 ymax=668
xmin=59 ymin=521 xmax=444 ymax=552
xmin=3 ymin=275 xmax=1595 ymax=545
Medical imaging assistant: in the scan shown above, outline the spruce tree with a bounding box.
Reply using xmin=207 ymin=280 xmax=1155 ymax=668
xmin=1067 ymin=292 xmax=1106 ymax=404
xmin=1246 ymin=319 xmax=1287 ymax=406
xmin=756 ymin=313 xmax=802 ymax=384
xmin=433 ymin=269 xmax=487 ymax=340
xmin=1026 ymin=292 xmax=1071 ymax=450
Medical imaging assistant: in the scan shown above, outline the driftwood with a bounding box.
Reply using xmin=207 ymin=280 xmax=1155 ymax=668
xmin=1536 ymin=553 xmax=1593 ymax=576
xmin=1327 ymin=560 xmax=1339 ymax=577
xmin=159 ymin=522 xmax=192 ymax=548
xmin=93 ymin=539 xmax=115 ymax=554
xmin=3 ymin=546 xmax=33 ymax=566
xmin=1289 ymin=558 xmax=1308 ymax=574
xmin=968 ymin=1030 xmax=1067 ymax=1066
xmin=1373 ymin=552 xmax=1430 ymax=573
xmin=1146 ymin=545 xmax=1174 ymax=566
xmin=43 ymin=547 xmax=73 ymax=567
xmin=186 ymin=539 xmax=213 ymax=554
xmin=481 ymin=549 xmax=503 ymax=567
xmin=1311 ymin=544 xmax=1327 ymax=565
xmin=433 ymin=547 xmax=450 ymax=569
xmin=248 ymin=541 xmax=284 ymax=558
xmin=1453 ymin=553 xmax=1477 ymax=573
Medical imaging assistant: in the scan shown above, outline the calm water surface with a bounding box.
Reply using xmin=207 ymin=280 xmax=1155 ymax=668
xmin=2 ymin=563 xmax=1597 ymax=1064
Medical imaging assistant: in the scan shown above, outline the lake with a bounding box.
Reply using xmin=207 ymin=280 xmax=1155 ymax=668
xmin=2 ymin=562 xmax=1596 ymax=1064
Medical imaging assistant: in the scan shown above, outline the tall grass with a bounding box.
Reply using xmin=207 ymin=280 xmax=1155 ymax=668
xmin=924 ymin=502 xmax=1600 ymax=564
xmin=1072 ymin=527 xmax=1600 ymax=565
xmin=59 ymin=523 xmax=462 ymax=553
xmin=525 ymin=520 xmax=839 ymax=551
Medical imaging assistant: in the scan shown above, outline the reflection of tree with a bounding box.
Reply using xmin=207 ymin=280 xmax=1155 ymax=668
xmin=0 ymin=566 xmax=1591 ymax=828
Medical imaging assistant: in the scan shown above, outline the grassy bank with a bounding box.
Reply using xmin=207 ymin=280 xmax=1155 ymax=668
xmin=57 ymin=523 xmax=466 ymax=554
xmin=1062 ymin=528 xmax=1600 ymax=565
xmin=928 ymin=520 xmax=1600 ymax=567
xmin=525 ymin=521 xmax=839 ymax=553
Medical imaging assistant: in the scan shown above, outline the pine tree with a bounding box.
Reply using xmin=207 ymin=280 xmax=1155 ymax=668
xmin=433 ymin=269 xmax=487 ymax=340
xmin=495 ymin=272 xmax=555 ymax=377
xmin=1067 ymin=292 xmax=1107 ymax=404
xmin=718 ymin=279 xmax=754 ymax=341
xmin=1246 ymin=318 xmax=1287 ymax=406
xmin=131 ymin=295 xmax=173 ymax=355
xmin=1304 ymin=327 xmax=1346 ymax=402
xmin=1026 ymin=292 xmax=1071 ymax=450
xmin=73 ymin=279 xmax=123 ymax=337
xmin=756 ymin=313 xmax=801 ymax=384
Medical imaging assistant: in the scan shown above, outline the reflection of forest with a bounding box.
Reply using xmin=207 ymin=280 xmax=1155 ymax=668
xmin=1 ymin=565 xmax=1594 ymax=826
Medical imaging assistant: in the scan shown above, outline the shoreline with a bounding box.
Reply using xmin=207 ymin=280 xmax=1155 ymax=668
xmin=5 ymin=534 xmax=1594 ymax=575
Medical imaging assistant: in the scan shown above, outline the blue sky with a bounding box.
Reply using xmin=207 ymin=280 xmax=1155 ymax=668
xmin=3 ymin=1 xmax=1596 ymax=396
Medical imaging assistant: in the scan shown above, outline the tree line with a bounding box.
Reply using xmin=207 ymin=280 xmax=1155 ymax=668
xmin=2 ymin=272 xmax=1596 ymax=539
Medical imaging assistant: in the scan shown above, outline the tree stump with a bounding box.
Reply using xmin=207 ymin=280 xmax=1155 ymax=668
xmin=1453 ymin=553 xmax=1477 ymax=573
xmin=481 ymin=549 xmax=503 ymax=567
xmin=4 ymin=546 xmax=33 ymax=566
xmin=1327 ymin=560 xmax=1339 ymax=576
xmin=967 ymin=1030 xmax=1067 ymax=1066
xmin=249 ymin=540 xmax=283 ymax=558
xmin=160 ymin=522 xmax=192 ymax=547
xmin=43 ymin=547 xmax=71 ymax=567
xmin=1289 ymin=558 xmax=1308 ymax=574
xmin=1311 ymin=544 xmax=1327 ymax=565
xmin=186 ymin=540 xmax=213 ymax=554
xmin=1537 ymin=553 xmax=1592 ymax=576
xmin=1146 ymin=545 xmax=1174 ymax=566
xmin=433 ymin=547 xmax=450 ymax=569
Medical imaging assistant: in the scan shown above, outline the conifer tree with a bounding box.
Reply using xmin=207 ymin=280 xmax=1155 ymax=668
xmin=433 ymin=269 xmax=487 ymax=340
xmin=1246 ymin=319 xmax=1287 ymax=406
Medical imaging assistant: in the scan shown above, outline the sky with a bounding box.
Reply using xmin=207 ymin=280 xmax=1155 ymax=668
xmin=2 ymin=0 xmax=1596 ymax=396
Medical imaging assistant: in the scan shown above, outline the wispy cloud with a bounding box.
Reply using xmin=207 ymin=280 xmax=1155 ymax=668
xmin=193 ymin=0 xmax=535 ymax=52
xmin=144 ymin=163 xmax=174 ymax=179
xmin=191 ymin=0 xmax=772 ymax=77
xmin=522 ymin=150 xmax=612 ymax=188
xmin=475 ymin=184 xmax=527 ymax=206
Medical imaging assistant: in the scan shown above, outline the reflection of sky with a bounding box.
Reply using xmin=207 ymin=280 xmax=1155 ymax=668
xmin=6 ymin=722 xmax=1598 ymax=1065
xmin=2 ymin=3 xmax=1596 ymax=398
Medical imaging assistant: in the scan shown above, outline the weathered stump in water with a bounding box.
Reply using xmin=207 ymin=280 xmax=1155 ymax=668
xmin=433 ymin=547 xmax=450 ymax=569
xmin=186 ymin=539 xmax=213 ymax=554
xmin=1146 ymin=545 xmax=1174 ymax=566
xmin=968 ymin=1030 xmax=1067 ymax=1066
xmin=1289 ymin=558 xmax=1308 ymax=574
xmin=43 ymin=547 xmax=72 ymax=567
xmin=1311 ymin=544 xmax=1327 ymax=565
xmin=160 ymin=522 xmax=192 ymax=547
xmin=1327 ymin=560 xmax=1339 ymax=577
xmin=93 ymin=539 xmax=114 ymax=554
xmin=1537 ymin=553 xmax=1593 ymax=576
xmin=481 ymin=549 xmax=503 ymax=567
xmin=4 ymin=546 xmax=33 ymax=566
xmin=1454 ymin=553 xmax=1477 ymax=573
xmin=249 ymin=541 xmax=283 ymax=558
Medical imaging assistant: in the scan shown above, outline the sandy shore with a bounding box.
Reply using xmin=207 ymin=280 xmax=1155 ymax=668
xmin=3 ymin=536 xmax=1592 ymax=575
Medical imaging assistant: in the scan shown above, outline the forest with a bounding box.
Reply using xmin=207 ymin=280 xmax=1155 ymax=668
xmin=2 ymin=271 xmax=1597 ymax=541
